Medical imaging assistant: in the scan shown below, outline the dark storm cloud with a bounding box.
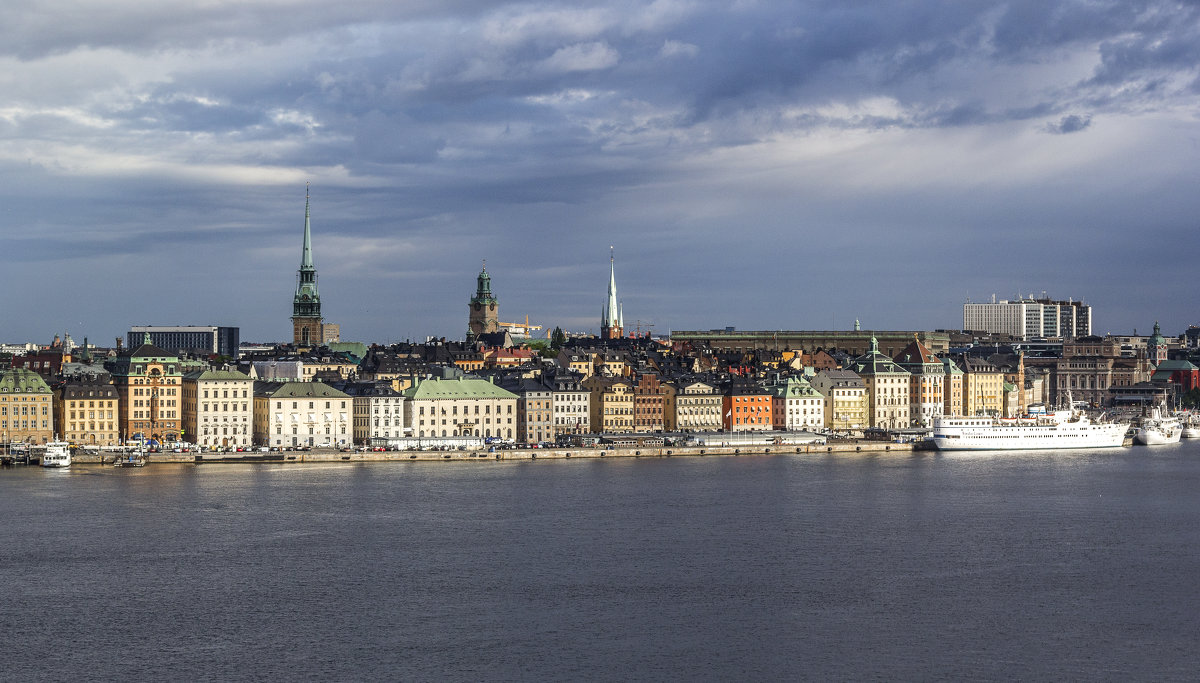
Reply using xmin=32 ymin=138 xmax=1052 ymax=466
xmin=1045 ymin=113 xmax=1092 ymax=134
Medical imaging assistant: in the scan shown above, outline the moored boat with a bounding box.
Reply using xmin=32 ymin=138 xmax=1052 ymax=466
xmin=1178 ymin=414 xmax=1199 ymax=439
xmin=113 ymin=452 xmax=147 ymax=467
xmin=40 ymin=442 xmax=72 ymax=468
xmin=1133 ymin=408 xmax=1182 ymax=445
xmin=931 ymin=406 xmax=1128 ymax=451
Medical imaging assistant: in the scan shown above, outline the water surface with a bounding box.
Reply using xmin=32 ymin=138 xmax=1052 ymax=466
xmin=3 ymin=443 xmax=1198 ymax=681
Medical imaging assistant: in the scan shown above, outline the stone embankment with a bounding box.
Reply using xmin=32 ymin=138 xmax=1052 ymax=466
xmin=71 ymin=440 xmax=913 ymax=465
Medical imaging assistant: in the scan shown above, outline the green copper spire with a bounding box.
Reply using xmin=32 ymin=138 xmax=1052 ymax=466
xmin=472 ymin=260 xmax=496 ymax=305
xmin=301 ymin=183 xmax=314 ymax=270
xmin=293 ymin=184 xmax=321 ymax=318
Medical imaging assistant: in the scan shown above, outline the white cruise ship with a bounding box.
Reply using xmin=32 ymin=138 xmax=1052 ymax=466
xmin=931 ymin=408 xmax=1128 ymax=451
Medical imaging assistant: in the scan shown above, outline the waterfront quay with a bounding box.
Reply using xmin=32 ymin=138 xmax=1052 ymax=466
xmin=67 ymin=440 xmax=913 ymax=465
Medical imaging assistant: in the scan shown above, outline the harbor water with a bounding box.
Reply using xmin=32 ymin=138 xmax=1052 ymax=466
xmin=3 ymin=442 xmax=1200 ymax=680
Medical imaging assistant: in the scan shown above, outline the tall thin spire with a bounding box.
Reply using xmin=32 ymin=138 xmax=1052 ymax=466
xmin=301 ymin=182 xmax=314 ymax=269
xmin=601 ymin=246 xmax=623 ymax=339
xmin=293 ymin=184 xmax=322 ymax=327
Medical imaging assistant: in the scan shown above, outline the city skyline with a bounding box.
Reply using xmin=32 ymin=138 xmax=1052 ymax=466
xmin=2 ymin=1 xmax=1199 ymax=343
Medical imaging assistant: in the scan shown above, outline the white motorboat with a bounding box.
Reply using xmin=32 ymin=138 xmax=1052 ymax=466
xmin=1177 ymin=414 xmax=1199 ymax=438
xmin=1133 ymin=408 xmax=1182 ymax=445
xmin=40 ymin=442 xmax=72 ymax=468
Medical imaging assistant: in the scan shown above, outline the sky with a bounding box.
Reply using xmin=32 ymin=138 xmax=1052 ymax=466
xmin=2 ymin=0 xmax=1198 ymax=345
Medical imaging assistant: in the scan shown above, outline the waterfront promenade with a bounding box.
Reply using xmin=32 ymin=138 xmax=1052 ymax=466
xmin=68 ymin=440 xmax=913 ymax=465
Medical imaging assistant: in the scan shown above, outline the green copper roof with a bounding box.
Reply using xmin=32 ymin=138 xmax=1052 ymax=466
xmin=403 ymin=377 xmax=518 ymax=400
xmin=267 ymin=381 xmax=349 ymax=399
xmin=767 ymin=377 xmax=821 ymax=398
xmin=0 ymin=368 xmax=51 ymax=393
xmin=326 ymin=342 xmax=367 ymax=360
xmin=184 ymin=369 xmax=252 ymax=381
xmin=471 ymin=262 xmax=497 ymax=305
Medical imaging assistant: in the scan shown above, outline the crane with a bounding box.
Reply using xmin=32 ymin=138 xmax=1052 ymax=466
xmin=498 ymin=314 xmax=544 ymax=337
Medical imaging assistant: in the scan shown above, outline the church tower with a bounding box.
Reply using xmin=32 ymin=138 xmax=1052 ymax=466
xmin=468 ymin=261 xmax=499 ymax=339
xmin=292 ymin=186 xmax=324 ymax=347
xmin=1148 ymin=321 xmax=1168 ymax=366
xmin=601 ymin=247 xmax=623 ymax=339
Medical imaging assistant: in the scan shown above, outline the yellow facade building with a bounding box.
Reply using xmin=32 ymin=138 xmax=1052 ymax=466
xmin=0 ymin=368 xmax=55 ymax=445
xmin=54 ymin=379 xmax=119 ymax=446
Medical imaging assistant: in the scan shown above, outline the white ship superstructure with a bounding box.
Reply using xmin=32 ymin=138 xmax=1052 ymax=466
xmin=932 ymin=408 xmax=1127 ymax=451
xmin=1132 ymin=408 xmax=1182 ymax=445
xmin=40 ymin=442 xmax=72 ymax=468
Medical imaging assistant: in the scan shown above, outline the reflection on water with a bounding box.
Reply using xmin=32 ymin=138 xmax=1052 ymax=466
xmin=3 ymin=443 xmax=1199 ymax=681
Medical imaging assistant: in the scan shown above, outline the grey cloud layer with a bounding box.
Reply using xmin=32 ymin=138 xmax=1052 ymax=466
xmin=1 ymin=0 xmax=1198 ymax=341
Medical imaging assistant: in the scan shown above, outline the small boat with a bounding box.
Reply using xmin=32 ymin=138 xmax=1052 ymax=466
xmin=41 ymin=442 xmax=72 ymax=468
xmin=113 ymin=452 xmax=147 ymax=467
xmin=1181 ymin=420 xmax=1199 ymax=439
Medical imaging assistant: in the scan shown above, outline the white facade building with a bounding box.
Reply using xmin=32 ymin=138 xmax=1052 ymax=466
xmin=254 ymin=381 xmax=351 ymax=448
xmin=963 ymin=296 xmax=1091 ymax=340
xmin=183 ymin=369 xmax=254 ymax=449
xmin=344 ymin=383 xmax=407 ymax=444
xmin=768 ymin=377 xmax=825 ymax=431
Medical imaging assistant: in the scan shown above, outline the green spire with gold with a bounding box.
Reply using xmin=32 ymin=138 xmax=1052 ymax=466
xmin=293 ymin=184 xmax=321 ymax=319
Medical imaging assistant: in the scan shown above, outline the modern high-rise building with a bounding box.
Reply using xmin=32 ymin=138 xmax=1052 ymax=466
xmin=601 ymin=248 xmax=623 ymax=339
xmin=292 ymin=186 xmax=324 ymax=347
xmin=127 ymin=326 xmax=240 ymax=358
xmin=962 ymin=296 xmax=1091 ymax=340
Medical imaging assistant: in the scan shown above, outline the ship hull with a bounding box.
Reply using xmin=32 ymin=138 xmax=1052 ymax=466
xmin=932 ymin=418 xmax=1128 ymax=451
xmin=1133 ymin=426 xmax=1182 ymax=445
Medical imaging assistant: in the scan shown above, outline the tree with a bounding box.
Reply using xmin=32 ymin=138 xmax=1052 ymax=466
xmin=551 ymin=326 xmax=566 ymax=350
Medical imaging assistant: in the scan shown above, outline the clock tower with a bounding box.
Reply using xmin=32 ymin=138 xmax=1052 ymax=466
xmin=468 ymin=262 xmax=500 ymax=339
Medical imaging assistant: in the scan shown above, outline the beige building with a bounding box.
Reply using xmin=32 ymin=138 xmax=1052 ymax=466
xmin=555 ymin=350 xmax=594 ymax=378
xmin=0 ymin=368 xmax=55 ymax=445
xmin=342 ymin=382 xmax=406 ymax=444
xmin=1049 ymin=336 xmax=1153 ymax=407
xmin=847 ymin=338 xmax=912 ymax=429
xmin=960 ymin=356 xmax=1005 ymax=416
xmin=810 ymin=369 xmax=868 ymax=432
xmin=183 ymin=369 xmax=255 ymax=449
xmin=663 ymin=380 xmax=723 ymax=432
xmin=583 ymin=375 xmax=634 ymax=433
xmin=107 ymin=337 xmax=183 ymax=444
xmin=894 ymin=339 xmax=945 ymax=428
xmin=942 ymin=359 xmax=964 ymax=416
xmin=55 ymin=379 xmax=119 ymax=446
xmin=403 ymin=377 xmax=518 ymax=440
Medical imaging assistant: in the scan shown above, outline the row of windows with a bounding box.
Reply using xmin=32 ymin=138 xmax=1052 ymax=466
xmin=69 ymin=411 xmax=114 ymax=420
xmin=202 ymin=403 xmax=248 ymax=412
xmin=0 ymin=406 xmax=48 ymax=416
xmin=417 ymin=404 xmax=514 ymax=416
xmin=275 ymin=426 xmax=348 ymax=435
xmin=203 ymin=389 xmax=249 ymax=399
xmin=0 ymin=420 xmax=49 ymax=430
